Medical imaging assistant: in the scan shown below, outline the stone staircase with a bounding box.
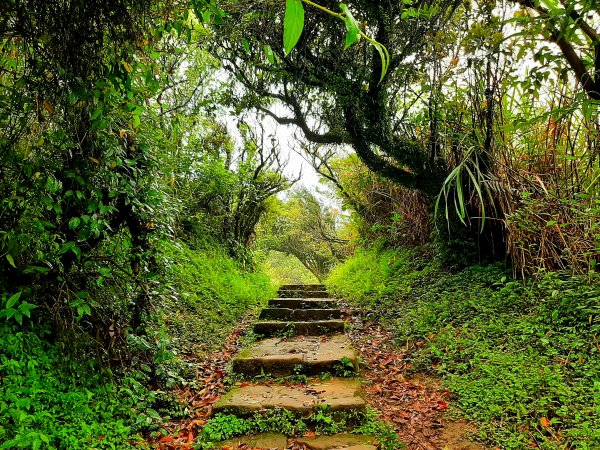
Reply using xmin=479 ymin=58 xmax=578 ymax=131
xmin=212 ymin=284 xmax=376 ymax=450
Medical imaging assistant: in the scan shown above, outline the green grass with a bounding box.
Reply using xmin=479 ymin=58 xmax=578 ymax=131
xmin=327 ymin=245 xmax=600 ymax=450
xmin=157 ymin=239 xmax=275 ymax=353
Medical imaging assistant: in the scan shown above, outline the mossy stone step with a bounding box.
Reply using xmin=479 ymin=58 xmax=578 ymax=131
xmin=254 ymin=320 xmax=345 ymax=337
xmin=279 ymin=290 xmax=330 ymax=299
xmin=220 ymin=432 xmax=288 ymax=449
xmin=296 ymin=434 xmax=377 ymax=450
xmin=212 ymin=378 xmax=365 ymax=417
xmin=259 ymin=308 xmax=342 ymax=321
xmin=279 ymin=284 xmax=327 ymax=292
xmin=268 ymin=298 xmax=338 ymax=309
xmin=232 ymin=334 xmax=356 ymax=377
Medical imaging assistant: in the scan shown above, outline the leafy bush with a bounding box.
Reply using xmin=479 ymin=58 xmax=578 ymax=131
xmin=0 ymin=325 xmax=158 ymax=449
xmin=0 ymin=237 xmax=275 ymax=449
xmin=328 ymin=247 xmax=600 ymax=449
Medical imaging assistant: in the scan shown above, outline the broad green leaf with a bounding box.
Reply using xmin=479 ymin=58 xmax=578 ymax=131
xmin=264 ymin=44 xmax=275 ymax=64
xmin=91 ymin=119 xmax=108 ymax=130
xmin=69 ymin=217 xmax=81 ymax=229
xmin=18 ymin=302 xmax=37 ymax=318
xmin=339 ymin=4 xmax=360 ymax=48
xmin=58 ymin=242 xmax=74 ymax=255
xmin=91 ymin=107 xmax=103 ymax=120
xmin=6 ymin=254 xmax=16 ymax=268
xmin=242 ymin=39 xmax=251 ymax=54
xmin=283 ymin=0 xmax=304 ymax=56
xmin=173 ymin=21 xmax=182 ymax=37
xmin=70 ymin=243 xmax=82 ymax=259
xmin=6 ymin=292 xmax=21 ymax=309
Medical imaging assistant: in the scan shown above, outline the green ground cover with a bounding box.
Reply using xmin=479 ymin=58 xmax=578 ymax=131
xmin=327 ymin=245 xmax=600 ymax=450
xmin=0 ymin=240 xmax=274 ymax=449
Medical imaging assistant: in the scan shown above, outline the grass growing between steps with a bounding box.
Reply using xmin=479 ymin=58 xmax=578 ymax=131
xmin=327 ymin=246 xmax=600 ymax=450
xmin=197 ymin=407 xmax=401 ymax=449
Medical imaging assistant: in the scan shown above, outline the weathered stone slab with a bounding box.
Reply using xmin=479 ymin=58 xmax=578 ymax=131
xmin=268 ymin=298 xmax=337 ymax=309
xmin=232 ymin=334 xmax=356 ymax=376
xmin=212 ymin=378 xmax=365 ymax=417
xmin=220 ymin=432 xmax=288 ymax=449
xmin=253 ymin=320 xmax=345 ymax=337
xmin=279 ymin=284 xmax=327 ymax=292
xmin=278 ymin=290 xmax=330 ymax=299
xmin=296 ymin=434 xmax=377 ymax=450
xmin=259 ymin=308 xmax=342 ymax=321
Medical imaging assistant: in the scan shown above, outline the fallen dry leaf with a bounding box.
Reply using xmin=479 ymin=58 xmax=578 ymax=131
xmin=540 ymin=417 xmax=551 ymax=428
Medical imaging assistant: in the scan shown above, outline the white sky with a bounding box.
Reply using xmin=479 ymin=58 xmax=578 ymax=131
xmin=221 ymin=103 xmax=325 ymax=191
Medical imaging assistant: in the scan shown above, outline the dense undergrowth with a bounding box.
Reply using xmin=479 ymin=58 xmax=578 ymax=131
xmin=158 ymin=239 xmax=274 ymax=354
xmin=0 ymin=327 xmax=156 ymax=449
xmin=0 ymin=240 xmax=273 ymax=449
xmin=327 ymin=245 xmax=600 ymax=450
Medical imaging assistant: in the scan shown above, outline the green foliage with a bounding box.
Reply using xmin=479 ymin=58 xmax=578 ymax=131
xmin=354 ymin=407 xmax=404 ymax=450
xmin=198 ymin=407 xmax=402 ymax=449
xmin=333 ymin=356 xmax=356 ymax=377
xmin=156 ymin=239 xmax=275 ymax=353
xmin=258 ymin=188 xmax=345 ymax=282
xmin=327 ymin=244 xmax=433 ymax=307
xmin=176 ymin=120 xmax=292 ymax=260
xmin=329 ymin=246 xmax=600 ymax=449
xmin=0 ymin=291 xmax=36 ymax=325
xmin=199 ymin=414 xmax=255 ymax=443
xmin=198 ymin=410 xmax=308 ymax=447
xmin=260 ymin=250 xmax=319 ymax=286
xmin=0 ymin=324 xmax=161 ymax=449
xmin=280 ymin=0 xmax=388 ymax=78
xmin=283 ymin=0 xmax=305 ymax=56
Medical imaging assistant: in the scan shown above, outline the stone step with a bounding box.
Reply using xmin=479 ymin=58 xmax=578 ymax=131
xmin=212 ymin=378 xmax=365 ymax=417
xmin=296 ymin=434 xmax=377 ymax=450
xmin=279 ymin=284 xmax=327 ymax=292
xmin=220 ymin=433 xmax=288 ymax=449
xmin=254 ymin=320 xmax=345 ymax=337
xmin=269 ymin=298 xmax=338 ymax=309
xmin=279 ymin=290 xmax=330 ymax=299
xmin=232 ymin=334 xmax=356 ymax=377
xmin=259 ymin=308 xmax=342 ymax=321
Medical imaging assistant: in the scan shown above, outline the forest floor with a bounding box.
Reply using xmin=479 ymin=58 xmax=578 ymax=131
xmin=344 ymin=308 xmax=485 ymax=450
xmin=150 ymin=296 xmax=485 ymax=450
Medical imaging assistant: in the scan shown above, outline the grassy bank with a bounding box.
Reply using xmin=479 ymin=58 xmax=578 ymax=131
xmin=327 ymin=246 xmax=600 ymax=450
xmin=158 ymin=240 xmax=275 ymax=353
xmin=0 ymin=240 xmax=274 ymax=449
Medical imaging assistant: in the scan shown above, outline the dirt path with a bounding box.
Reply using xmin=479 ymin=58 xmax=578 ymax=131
xmin=345 ymin=312 xmax=484 ymax=450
